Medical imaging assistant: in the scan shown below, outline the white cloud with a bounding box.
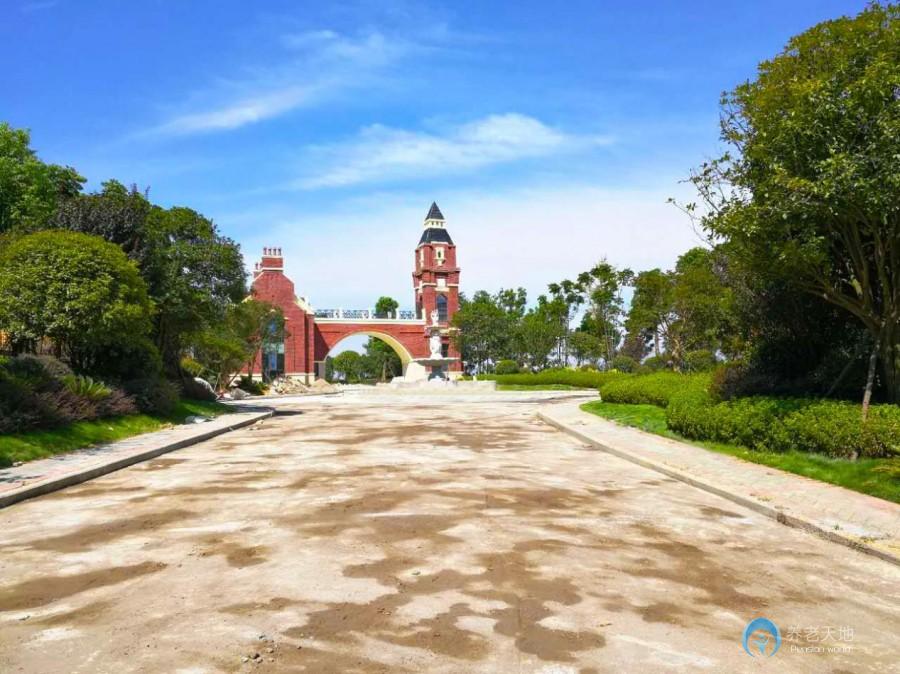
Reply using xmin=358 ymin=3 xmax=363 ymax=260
xmin=147 ymin=31 xmax=409 ymax=137
xmin=295 ymin=114 xmax=613 ymax=188
xmin=232 ymin=180 xmax=703 ymax=312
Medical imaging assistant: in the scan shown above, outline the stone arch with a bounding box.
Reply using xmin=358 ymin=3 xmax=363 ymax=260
xmin=315 ymin=328 xmax=427 ymax=381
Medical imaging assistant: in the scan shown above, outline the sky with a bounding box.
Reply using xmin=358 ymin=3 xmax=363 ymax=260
xmin=1 ymin=0 xmax=869 ymax=316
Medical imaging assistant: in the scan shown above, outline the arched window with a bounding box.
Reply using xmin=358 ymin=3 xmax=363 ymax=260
xmin=437 ymin=294 xmax=448 ymax=322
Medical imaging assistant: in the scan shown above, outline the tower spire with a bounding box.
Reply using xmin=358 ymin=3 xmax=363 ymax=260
xmin=425 ymin=201 xmax=444 ymax=223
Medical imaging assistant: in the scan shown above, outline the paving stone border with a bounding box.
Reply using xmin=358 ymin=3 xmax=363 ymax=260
xmin=538 ymin=402 xmax=900 ymax=568
xmin=0 ymin=409 xmax=273 ymax=509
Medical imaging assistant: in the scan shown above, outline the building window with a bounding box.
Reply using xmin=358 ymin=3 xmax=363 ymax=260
xmin=437 ymin=294 xmax=448 ymax=322
xmin=435 ymin=247 xmax=445 ymax=265
xmin=441 ymin=341 xmax=449 ymax=357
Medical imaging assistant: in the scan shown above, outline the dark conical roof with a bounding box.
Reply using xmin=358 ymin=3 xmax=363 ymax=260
xmin=419 ymin=228 xmax=454 ymax=245
xmin=425 ymin=201 xmax=444 ymax=221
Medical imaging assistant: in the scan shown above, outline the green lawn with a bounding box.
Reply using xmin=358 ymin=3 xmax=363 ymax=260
xmin=581 ymin=400 xmax=900 ymax=504
xmin=497 ymin=384 xmax=593 ymax=391
xmin=0 ymin=399 xmax=232 ymax=468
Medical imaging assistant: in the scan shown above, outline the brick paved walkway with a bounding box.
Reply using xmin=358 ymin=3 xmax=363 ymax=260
xmin=0 ymin=408 xmax=272 ymax=507
xmin=540 ymin=399 xmax=900 ymax=565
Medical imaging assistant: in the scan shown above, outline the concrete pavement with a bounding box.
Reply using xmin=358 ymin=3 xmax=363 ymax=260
xmin=0 ymin=392 xmax=897 ymax=673
xmin=539 ymin=399 xmax=900 ymax=566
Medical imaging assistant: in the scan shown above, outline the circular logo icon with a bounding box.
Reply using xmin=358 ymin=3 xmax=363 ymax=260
xmin=743 ymin=617 xmax=781 ymax=657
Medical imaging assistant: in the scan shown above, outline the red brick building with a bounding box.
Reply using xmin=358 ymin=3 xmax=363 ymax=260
xmin=244 ymin=203 xmax=461 ymax=382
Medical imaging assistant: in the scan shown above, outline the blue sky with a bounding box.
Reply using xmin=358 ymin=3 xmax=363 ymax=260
xmin=2 ymin=0 xmax=868 ymax=312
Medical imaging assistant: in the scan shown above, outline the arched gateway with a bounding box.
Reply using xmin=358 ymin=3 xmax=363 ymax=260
xmin=243 ymin=203 xmax=462 ymax=382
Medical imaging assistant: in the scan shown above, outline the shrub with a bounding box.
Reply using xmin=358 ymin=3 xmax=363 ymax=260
xmin=29 ymin=355 xmax=73 ymax=380
xmin=481 ymin=368 xmax=625 ymax=389
xmin=665 ymin=392 xmax=900 ymax=459
xmin=683 ymin=349 xmax=717 ymax=373
xmin=62 ymin=375 xmax=111 ymax=401
xmin=180 ymin=356 xmax=205 ymax=378
xmin=236 ymin=376 xmax=266 ymax=395
xmin=709 ymin=361 xmax=777 ymax=400
xmin=495 ymin=359 xmax=519 ymax=375
xmin=611 ymin=355 xmax=638 ymax=373
xmin=124 ymin=377 xmax=179 ymax=415
xmin=642 ymin=355 xmax=669 ymax=372
xmin=0 ymin=356 xmax=137 ymax=432
xmin=600 ymin=372 xmax=710 ymax=407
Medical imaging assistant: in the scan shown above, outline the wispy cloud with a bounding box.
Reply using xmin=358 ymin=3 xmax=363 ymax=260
xmin=295 ymin=114 xmax=613 ymax=189
xmin=146 ymin=30 xmax=409 ymax=137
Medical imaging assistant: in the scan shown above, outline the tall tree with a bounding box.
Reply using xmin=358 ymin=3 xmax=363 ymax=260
xmin=0 ymin=123 xmax=83 ymax=234
xmin=687 ymin=3 xmax=900 ymax=408
xmin=0 ymin=231 xmax=153 ymax=374
xmin=52 ymin=182 xmax=246 ymax=374
xmin=576 ymin=261 xmax=633 ymax=366
xmin=374 ymin=296 xmax=399 ymax=318
xmin=451 ymin=291 xmax=512 ymax=373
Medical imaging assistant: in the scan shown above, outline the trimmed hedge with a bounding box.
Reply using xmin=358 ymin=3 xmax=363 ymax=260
xmin=599 ymin=372 xmax=710 ymax=407
xmin=597 ymin=369 xmax=900 ymax=459
xmin=667 ymin=391 xmax=900 ymax=459
xmin=481 ymin=368 xmax=625 ymax=389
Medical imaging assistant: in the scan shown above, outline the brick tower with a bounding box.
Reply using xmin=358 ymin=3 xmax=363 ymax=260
xmin=413 ymin=202 xmax=461 ymax=366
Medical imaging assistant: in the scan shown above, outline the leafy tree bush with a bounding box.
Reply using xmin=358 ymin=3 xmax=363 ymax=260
xmin=122 ymin=377 xmax=178 ymax=415
xmin=0 ymin=123 xmax=83 ymax=234
xmin=332 ymin=350 xmax=363 ymax=383
xmin=495 ymin=359 xmax=520 ymax=375
xmin=641 ymin=355 xmax=669 ymax=372
xmin=683 ymin=349 xmax=717 ymax=373
xmin=0 ymin=231 xmax=155 ymax=373
xmin=611 ymin=355 xmax=638 ymax=373
xmin=236 ymin=376 xmax=266 ymax=395
xmin=689 ymin=4 xmax=900 ymax=407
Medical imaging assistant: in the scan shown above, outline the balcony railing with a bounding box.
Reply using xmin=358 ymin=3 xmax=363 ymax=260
xmin=314 ymin=309 xmax=421 ymax=321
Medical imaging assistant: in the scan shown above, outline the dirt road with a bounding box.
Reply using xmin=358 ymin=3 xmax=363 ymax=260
xmin=1 ymin=394 xmax=897 ymax=672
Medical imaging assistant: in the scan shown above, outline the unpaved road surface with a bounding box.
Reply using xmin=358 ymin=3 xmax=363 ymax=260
xmin=1 ymin=393 xmax=898 ymax=673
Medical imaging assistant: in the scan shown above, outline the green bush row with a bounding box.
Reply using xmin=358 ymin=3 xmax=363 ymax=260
xmin=599 ymin=371 xmax=711 ymax=407
xmin=481 ymin=368 xmax=626 ymax=389
xmin=594 ymin=369 xmax=900 ymax=459
xmin=666 ymin=391 xmax=900 ymax=459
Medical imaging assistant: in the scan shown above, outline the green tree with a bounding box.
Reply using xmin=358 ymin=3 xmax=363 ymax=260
xmin=624 ymin=248 xmax=734 ymax=369
xmin=547 ymin=280 xmax=583 ymax=363
xmin=569 ymin=330 xmax=604 ymax=367
xmin=519 ymin=296 xmax=566 ymax=370
xmin=368 ymin=296 xmax=403 ymax=381
xmin=451 ymin=291 xmax=512 ymax=373
xmin=576 ymin=261 xmax=633 ymax=366
xmin=189 ymin=299 xmax=285 ymax=391
xmin=0 ymin=231 xmax=154 ymax=373
xmin=52 ymin=181 xmax=246 ymax=374
xmin=0 ymin=123 xmax=83 ymax=234
xmin=687 ymin=3 xmax=900 ymax=409
xmin=332 ymin=350 xmax=364 ymax=383
xmin=374 ymin=296 xmax=399 ymax=318
xmin=365 ymin=337 xmax=402 ymax=381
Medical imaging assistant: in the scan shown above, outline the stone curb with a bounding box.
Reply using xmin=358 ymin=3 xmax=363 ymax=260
xmin=0 ymin=410 xmax=274 ymax=510
xmin=537 ymin=408 xmax=900 ymax=569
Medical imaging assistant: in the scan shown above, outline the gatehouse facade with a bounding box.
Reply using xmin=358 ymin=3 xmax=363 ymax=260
xmin=244 ymin=203 xmax=462 ymax=382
